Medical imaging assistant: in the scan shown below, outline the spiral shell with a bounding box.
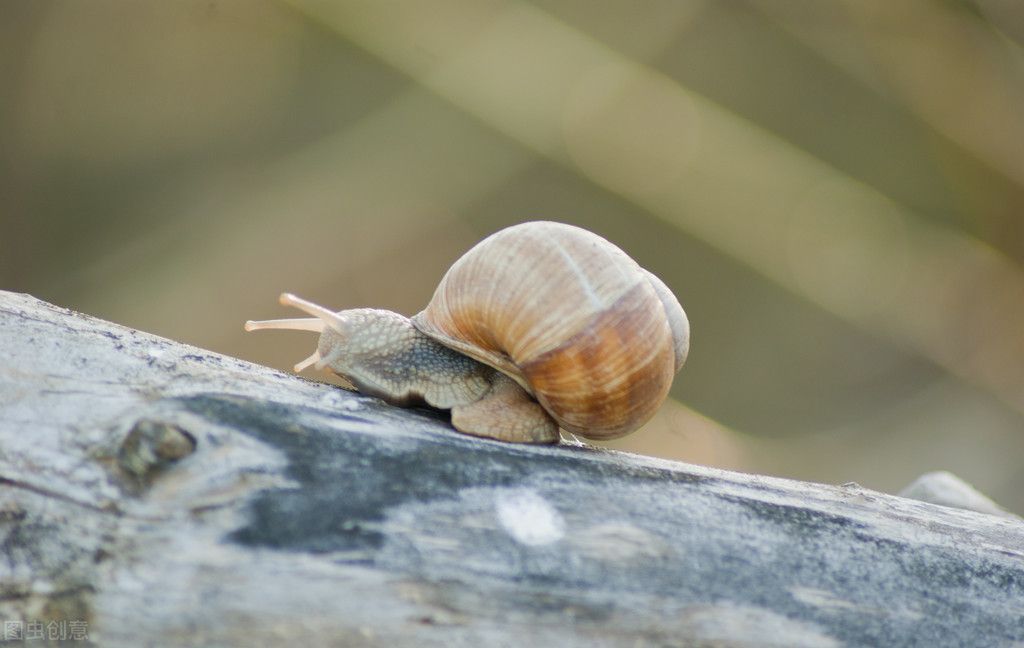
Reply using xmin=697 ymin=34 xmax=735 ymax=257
xmin=411 ymin=221 xmax=689 ymax=440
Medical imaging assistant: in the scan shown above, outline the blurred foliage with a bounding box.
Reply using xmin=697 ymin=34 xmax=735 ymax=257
xmin=2 ymin=0 xmax=1023 ymax=512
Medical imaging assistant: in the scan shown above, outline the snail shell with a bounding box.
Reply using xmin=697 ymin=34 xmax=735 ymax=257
xmin=411 ymin=221 xmax=689 ymax=440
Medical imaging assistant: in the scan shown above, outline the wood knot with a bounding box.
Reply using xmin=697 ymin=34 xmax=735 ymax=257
xmin=118 ymin=419 xmax=196 ymax=487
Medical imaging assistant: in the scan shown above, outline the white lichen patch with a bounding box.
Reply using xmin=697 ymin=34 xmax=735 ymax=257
xmin=494 ymin=489 xmax=566 ymax=546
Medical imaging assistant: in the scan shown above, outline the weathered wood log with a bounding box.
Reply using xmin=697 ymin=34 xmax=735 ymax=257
xmin=1 ymin=289 xmax=1022 ymax=647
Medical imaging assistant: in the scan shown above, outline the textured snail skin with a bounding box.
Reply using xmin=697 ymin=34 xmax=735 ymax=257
xmin=314 ymin=309 xmax=559 ymax=443
xmin=245 ymin=221 xmax=688 ymax=443
xmin=246 ymin=297 xmax=559 ymax=443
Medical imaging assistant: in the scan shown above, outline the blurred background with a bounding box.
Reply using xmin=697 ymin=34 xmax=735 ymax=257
xmin=3 ymin=0 xmax=1023 ymax=512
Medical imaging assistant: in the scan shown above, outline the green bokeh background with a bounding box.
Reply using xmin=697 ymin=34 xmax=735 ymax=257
xmin=3 ymin=0 xmax=1023 ymax=512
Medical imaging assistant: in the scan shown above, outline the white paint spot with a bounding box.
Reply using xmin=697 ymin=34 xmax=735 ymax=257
xmin=495 ymin=489 xmax=566 ymax=546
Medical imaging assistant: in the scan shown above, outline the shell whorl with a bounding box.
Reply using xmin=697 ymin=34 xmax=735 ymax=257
xmin=411 ymin=221 xmax=688 ymax=440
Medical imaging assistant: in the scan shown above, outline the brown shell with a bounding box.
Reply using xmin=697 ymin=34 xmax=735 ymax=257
xmin=411 ymin=221 xmax=689 ymax=440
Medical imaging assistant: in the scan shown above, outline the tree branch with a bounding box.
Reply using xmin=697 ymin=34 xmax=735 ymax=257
xmin=1 ymin=290 xmax=1022 ymax=647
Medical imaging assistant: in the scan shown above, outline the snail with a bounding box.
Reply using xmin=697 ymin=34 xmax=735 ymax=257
xmin=245 ymin=221 xmax=689 ymax=444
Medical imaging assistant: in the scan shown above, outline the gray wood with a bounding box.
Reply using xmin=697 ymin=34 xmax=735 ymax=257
xmin=1 ymin=289 xmax=1022 ymax=647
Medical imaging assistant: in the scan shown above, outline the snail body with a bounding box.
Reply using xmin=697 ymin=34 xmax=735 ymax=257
xmin=245 ymin=221 xmax=689 ymax=444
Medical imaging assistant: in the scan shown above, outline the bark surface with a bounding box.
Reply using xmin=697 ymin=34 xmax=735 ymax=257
xmin=1 ymin=290 xmax=1022 ymax=647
